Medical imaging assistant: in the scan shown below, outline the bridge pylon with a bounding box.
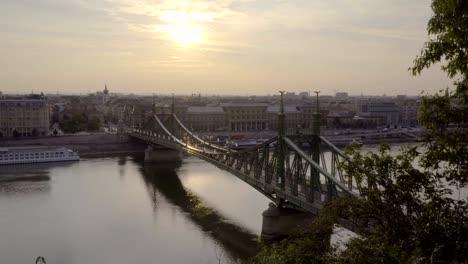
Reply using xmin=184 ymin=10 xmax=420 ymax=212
xmin=277 ymin=91 xmax=286 ymax=193
xmin=310 ymin=91 xmax=321 ymax=202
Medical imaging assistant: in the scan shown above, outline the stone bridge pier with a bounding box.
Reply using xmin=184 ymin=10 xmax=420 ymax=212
xmin=261 ymin=203 xmax=316 ymax=241
xmin=144 ymin=145 xmax=183 ymax=162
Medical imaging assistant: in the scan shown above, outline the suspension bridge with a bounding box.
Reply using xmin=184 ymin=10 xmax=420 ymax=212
xmin=125 ymin=92 xmax=364 ymax=216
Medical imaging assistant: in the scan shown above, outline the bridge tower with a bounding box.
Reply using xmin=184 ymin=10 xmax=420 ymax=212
xmin=144 ymin=93 xmax=182 ymax=163
xmin=170 ymin=93 xmax=175 ymax=133
xmin=276 ymin=91 xmax=286 ymax=192
xmin=261 ymin=91 xmax=315 ymax=241
xmin=310 ymin=91 xmax=321 ymax=202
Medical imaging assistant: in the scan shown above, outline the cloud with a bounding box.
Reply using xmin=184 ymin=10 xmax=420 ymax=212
xmin=73 ymin=0 xmax=428 ymax=52
xmin=106 ymin=0 xmax=246 ymax=22
xmin=233 ymin=0 xmax=430 ymax=41
xmin=199 ymin=47 xmax=241 ymax=54
xmin=78 ymin=0 xmax=245 ymax=50
xmin=0 ymin=0 xmax=444 ymax=95
xmin=159 ymin=10 xmax=213 ymax=23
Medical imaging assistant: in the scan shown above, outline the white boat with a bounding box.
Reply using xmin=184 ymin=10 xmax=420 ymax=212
xmin=229 ymin=139 xmax=258 ymax=149
xmin=351 ymin=138 xmax=363 ymax=146
xmin=0 ymin=147 xmax=80 ymax=165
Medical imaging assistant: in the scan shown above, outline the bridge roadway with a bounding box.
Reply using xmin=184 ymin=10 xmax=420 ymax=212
xmin=324 ymin=130 xmax=419 ymax=140
xmin=127 ymin=113 xmax=362 ymax=215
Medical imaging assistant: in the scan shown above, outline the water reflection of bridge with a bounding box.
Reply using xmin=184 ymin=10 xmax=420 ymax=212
xmin=140 ymin=161 xmax=259 ymax=262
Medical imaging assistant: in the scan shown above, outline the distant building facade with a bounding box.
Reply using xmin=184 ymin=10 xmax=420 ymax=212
xmin=357 ymin=101 xmax=400 ymax=126
xmin=148 ymin=99 xmax=416 ymax=132
xmin=267 ymin=106 xmax=303 ymax=131
xmin=399 ymin=99 xmax=419 ymax=126
xmin=187 ymin=106 xmax=227 ymax=132
xmin=222 ymin=104 xmax=268 ymax=132
xmin=335 ymin=92 xmax=349 ymax=100
xmin=0 ymin=96 xmax=50 ymax=137
xmin=156 ymin=103 xmax=323 ymax=132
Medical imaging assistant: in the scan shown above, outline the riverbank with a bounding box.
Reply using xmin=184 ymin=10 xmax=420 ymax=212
xmin=0 ymin=133 xmax=146 ymax=155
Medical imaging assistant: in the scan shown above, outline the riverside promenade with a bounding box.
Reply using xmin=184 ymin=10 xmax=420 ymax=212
xmin=0 ymin=133 xmax=146 ymax=156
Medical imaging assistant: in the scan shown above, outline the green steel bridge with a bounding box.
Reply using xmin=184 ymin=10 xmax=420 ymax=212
xmin=126 ymin=93 xmax=363 ymax=215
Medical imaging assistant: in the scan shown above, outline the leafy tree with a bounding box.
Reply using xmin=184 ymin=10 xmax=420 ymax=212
xmin=87 ymin=116 xmax=101 ymax=131
xmin=254 ymin=144 xmax=467 ymax=263
xmin=332 ymin=117 xmax=342 ymax=128
xmin=254 ymin=0 xmax=468 ymax=263
xmin=59 ymin=112 xmax=101 ymax=133
xmin=331 ymin=144 xmax=468 ymax=263
xmin=13 ymin=129 xmax=20 ymax=138
xmin=253 ymin=212 xmax=336 ymax=264
xmin=31 ymin=128 xmax=39 ymax=137
xmin=410 ymin=0 xmax=468 ymax=187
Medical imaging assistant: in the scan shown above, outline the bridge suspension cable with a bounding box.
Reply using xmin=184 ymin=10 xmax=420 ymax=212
xmin=171 ymin=114 xmax=231 ymax=153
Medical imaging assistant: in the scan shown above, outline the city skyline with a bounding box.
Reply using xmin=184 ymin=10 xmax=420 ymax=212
xmin=0 ymin=89 xmax=424 ymax=97
xmin=1 ymin=0 xmax=451 ymax=95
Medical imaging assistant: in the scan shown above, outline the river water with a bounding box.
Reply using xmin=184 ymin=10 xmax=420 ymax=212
xmin=0 ymin=154 xmax=270 ymax=264
xmin=1 ymin=144 xmax=466 ymax=264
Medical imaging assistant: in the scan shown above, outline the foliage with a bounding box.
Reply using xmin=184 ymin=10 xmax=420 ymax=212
xmin=59 ymin=113 xmax=101 ymax=133
xmin=35 ymin=256 xmax=46 ymax=264
xmin=411 ymin=0 xmax=468 ymax=84
xmin=31 ymin=128 xmax=39 ymax=137
xmin=254 ymin=144 xmax=468 ymax=263
xmin=334 ymin=145 xmax=468 ymax=263
xmin=254 ymin=1 xmax=468 ymax=263
xmin=252 ymin=214 xmax=335 ymax=264
xmin=13 ymin=129 xmax=20 ymax=138
xmin=410 ymin=0 xmax=468 ymax=189
xmin=413 ymin=0 xmax=468 ymax=187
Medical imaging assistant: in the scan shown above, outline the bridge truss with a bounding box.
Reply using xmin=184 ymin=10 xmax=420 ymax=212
xmin=127 ymin=99 xmax=363 ymax=214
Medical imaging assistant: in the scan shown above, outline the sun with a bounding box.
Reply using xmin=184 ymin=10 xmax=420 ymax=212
xmin=169 ymin=24 xmax=203 ymax=46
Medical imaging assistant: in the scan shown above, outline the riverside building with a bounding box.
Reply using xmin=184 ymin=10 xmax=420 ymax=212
xmin=154 ymin=103 xmax=318 ymax=132
xmin=0 ymin=95 xmax=50 ymax=138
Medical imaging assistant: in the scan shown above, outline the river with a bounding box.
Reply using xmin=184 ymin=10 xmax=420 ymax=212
xmin=1 ymin=144 xmax=466 ymax=264
xmin=0 ymin=154 xmax=270 ymax=264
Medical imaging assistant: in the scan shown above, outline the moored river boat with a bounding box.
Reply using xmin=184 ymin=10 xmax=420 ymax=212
xmin=0 ymin=147 xmax=80 ymax=165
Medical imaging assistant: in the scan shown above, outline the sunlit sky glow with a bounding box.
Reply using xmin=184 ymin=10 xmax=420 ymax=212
xmin=0 ymin=0 xmax=450 ymax=95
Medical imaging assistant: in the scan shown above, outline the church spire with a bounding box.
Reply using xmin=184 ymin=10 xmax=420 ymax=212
xmin=104 ymin=84 xmax=109 ymax=94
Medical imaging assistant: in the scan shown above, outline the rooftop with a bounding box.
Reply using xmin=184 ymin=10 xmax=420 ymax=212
xmin=220 ymin=103 xmax=269 ymax=108
xmin=187 ymin=106 xmax=224 ymax=113
xmin=267 ymin=106 xmax=300 ymax=113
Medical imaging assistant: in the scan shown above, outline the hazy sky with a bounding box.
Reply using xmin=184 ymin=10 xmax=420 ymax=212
xmin=0 ymin=0 xmax=452 ymax=95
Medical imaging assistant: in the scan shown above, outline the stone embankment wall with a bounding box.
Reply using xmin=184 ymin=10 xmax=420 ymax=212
xmin=0 ymin=133 xmax=146 ymax=156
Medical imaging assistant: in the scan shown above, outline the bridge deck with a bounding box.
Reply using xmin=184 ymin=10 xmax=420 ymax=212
xmin=129 ymin=131 xmax=355 ymax=215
